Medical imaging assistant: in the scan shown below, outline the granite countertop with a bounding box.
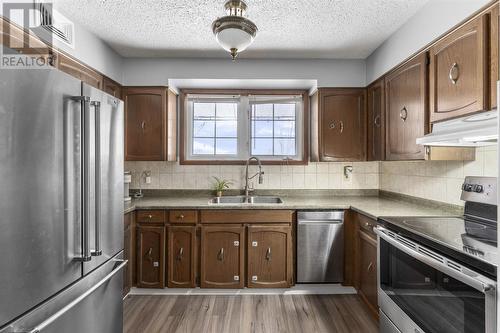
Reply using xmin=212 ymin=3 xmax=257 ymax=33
xmin=124 ymin=193 xmax=462 ymax=220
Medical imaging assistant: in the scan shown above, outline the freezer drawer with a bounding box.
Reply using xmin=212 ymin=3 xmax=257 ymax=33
xmin=297 ymin=211 xmax=344 ymax=283
xmin=0 ymin=252 xmax=126 ymax=333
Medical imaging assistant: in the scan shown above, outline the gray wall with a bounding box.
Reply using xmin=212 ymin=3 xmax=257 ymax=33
xmin=122 ymin=58 xmax=367 ymax=88
xmin=366 ymin=0 xmax=492 ymax=84
xmin=52 ymin=19 xmax=124 ymax=82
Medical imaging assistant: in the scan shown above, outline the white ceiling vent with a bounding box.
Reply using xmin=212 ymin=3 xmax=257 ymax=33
xmin=32 ymin=1 xmax=75 ymax=48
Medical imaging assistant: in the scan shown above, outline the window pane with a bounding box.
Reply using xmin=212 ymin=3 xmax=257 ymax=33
xmin=251 ymin=138 xmax=273 ymax=155
xmin=216 ymin=120 xmax=237 ymax=137
xmin=216 ymin=103 xmax=237 ymax=120
xmin=274 ymin=104 xmax=295 ymax=120
xmin=252 ymin=120 xmax=273 ymax=137
xmin=193 ymin=138 xmax=214 ymax=155
xmin=193 ymin=120 xmax=215 ymax=137
xmin=216 ymin=138 xmax=237 ymax=155
xmin=252 ymin=104 xmax=273 ymax=120
xmin=274 ymin=121 xmax=295 ymax=137
xmin=274 ymin=139 xmax=296 ymax=156
xmin=194 ymin=103 xmax=215 ymax=119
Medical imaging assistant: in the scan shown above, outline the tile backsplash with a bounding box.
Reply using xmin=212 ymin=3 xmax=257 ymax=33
xmin=125 ymin=161 xmax=380 ymax=191
xmin=380 ymin=146 xmax=497 ymax=206
xmin=126 ymin=146 xmax=497 ymax=206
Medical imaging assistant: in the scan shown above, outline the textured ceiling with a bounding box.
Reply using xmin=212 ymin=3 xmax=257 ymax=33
xmin=53 ymin=0 xmax=430 ymax=59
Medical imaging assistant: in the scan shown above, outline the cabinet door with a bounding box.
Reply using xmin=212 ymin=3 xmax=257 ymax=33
xmin=136 ymin=225 xmax=165 ymax=288
xmin=167 ymin=226 xmax=196 ymax=288
xmin=103 ymin=77 xmax=122 ymax=99
xmin=430 ymin=15 xmax=488 ymax=122
xmin=200 ymin=226 xmax=244 ymax=288
xmin=358 ymin=230 xmax=378 ymax=317
xmin=123 ymin=212 xmax=133 ymax=296
xmin=489 ymin=5 xmax=499 ymax=109
xmin=123 ymin=87 xmax=167 ymax=161
xmin=319 ymin=89 xmax=366 ymax=161
xmin=367 ymin=79 xmax=385 ymax=161
xmin=247 ymin=225 xmax=293 ymax=288
xmin=385 ymin=53 xmax=428 ymax=160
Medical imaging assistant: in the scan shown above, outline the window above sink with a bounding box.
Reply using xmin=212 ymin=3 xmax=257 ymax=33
xmin=180 ymin=89 xmax=309 ymax=165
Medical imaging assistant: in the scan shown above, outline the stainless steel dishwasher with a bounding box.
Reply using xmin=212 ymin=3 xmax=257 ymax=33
xmin=297 ymin=211 xmax=344 ymax=283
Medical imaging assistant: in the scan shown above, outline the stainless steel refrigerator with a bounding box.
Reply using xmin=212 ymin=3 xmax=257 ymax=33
xmin=0 ymin=51 xmax=125 ymax=332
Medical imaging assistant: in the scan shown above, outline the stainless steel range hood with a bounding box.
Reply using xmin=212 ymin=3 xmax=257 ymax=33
xmin=416 ymin=110 xmax=498 ymax=147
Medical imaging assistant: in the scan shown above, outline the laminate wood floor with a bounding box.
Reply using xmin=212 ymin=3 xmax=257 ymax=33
xmin=123 ymin=294 xmax=378 ymax=333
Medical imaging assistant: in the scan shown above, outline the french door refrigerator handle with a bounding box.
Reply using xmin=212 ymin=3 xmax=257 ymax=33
xmin=21 ymin=259 xmax=128 ymax=333
xmin=90 ymin=101 xmax=102 ymax=257
xmin=374 ymin=226 xmax=496 ymax=294
xmin=71 ymin=96 xmax=92 ymax=262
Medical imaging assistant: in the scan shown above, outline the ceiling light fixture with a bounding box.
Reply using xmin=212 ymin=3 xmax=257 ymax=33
xmin=212 ymin=0 xmax=258 ymax=61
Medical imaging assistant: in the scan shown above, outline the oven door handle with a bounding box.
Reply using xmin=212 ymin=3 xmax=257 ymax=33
xmin=374 ymin=226 xmax=496 ymax=293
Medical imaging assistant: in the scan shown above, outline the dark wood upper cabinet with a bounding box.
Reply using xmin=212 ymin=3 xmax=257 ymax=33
xmin=102 ymin=76 xmax=122 ymax=99
xmin=136 ymin=225 xmax=165 ymax=288
xmin=247 ymin=225 xmax=293 ymax=288
xmin=200 ymin=225 xmax=244 ymax=288
xmin=385 ymin=53 xmax=429 ymax=161
xmin=367 ymin=79 xmax=385 ymax=161
xmin=429 ymin=15 xmax=488 ymax=123
xmin=167 ymin=226 xmax=196 ymax=288
xmin=489 ymin=5 xmax=499 ymax=109
xmin=123 ymin=87 xmax=177 ymax=161
xmin=56 ymin=52 xmax=103 ymax=90
xmin=311 ymin=88 xmax=366 ymax=162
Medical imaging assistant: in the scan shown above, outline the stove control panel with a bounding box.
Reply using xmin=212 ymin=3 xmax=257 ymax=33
xmin=460 ymin=176 xmax=497 ymax=205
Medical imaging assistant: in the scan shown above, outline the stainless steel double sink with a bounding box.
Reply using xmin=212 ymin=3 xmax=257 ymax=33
xmin=209 ymin=195 xmax=283 ymax=205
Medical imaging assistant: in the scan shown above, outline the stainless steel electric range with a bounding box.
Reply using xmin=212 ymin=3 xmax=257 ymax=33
xmin=376 ymin=176 xmax=498 ymax=333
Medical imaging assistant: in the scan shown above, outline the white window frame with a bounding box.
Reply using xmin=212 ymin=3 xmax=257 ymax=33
xmin=183 ymin=93 xmax=305 ymax=163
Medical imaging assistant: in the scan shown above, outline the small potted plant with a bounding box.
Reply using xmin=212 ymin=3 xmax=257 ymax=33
xmin=212 ymin=176 xmax=232 ymax=197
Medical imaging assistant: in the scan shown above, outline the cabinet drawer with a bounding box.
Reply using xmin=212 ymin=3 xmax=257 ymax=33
xmin=136 ymin=210 xmax=166 ymax=223
xmin=169 ymin=210 xmax=198 ymax=224
xmin=358 ymin=214 xmax=377 ymax=237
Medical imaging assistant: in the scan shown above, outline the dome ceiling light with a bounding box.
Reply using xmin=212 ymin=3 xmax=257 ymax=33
xmin=212 ymin=0 xmax=258 ymax=61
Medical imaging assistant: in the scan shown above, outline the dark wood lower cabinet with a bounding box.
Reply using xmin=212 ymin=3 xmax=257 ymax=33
xmin=356 ymin=223 xmax=378 ymax=318
xmin=136 ymin=225 xmax=165 ymax=288
xmin=247 ymin=225 xmax=293 ymax=288
xmin=200 ymin=225 xmax=245 ymax=288
xmin=167 ymin=226 xmax=196 ymax=288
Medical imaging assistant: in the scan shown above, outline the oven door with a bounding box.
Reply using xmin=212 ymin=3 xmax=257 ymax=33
xmin=375 ymin=226 xmax=496 ymax=333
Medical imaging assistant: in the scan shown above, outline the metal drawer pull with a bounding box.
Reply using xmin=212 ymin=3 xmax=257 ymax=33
xmin=177 ymin=214 xmax=185 ymax=220
xmin=25 ymin=259 xmax=127 ymax=333
xmin=177 ymin=247 xmax=184 ymax=261
xmin=217 ymin=248 xmax=224 ymax=261
xmin=147 ymin=247 xmax=153 ymax=262
xmin=339 ymin=121 xmax=344 ymax=133
xmin=148 ymin=214 xmax=153 ymax=219
xmin=374 ymin=115 xmax=381 ymax=127
xmin=265 ymin=247 xmax=272 ymax=261
xmin=400 ymin=107 xmax=408 ymax=122
xmin=449 ymin=62 xmax=459 ymax=84
xmin=367 ymin=262 xmax=373 ymax=272
xmin=141 ymin=121 xmax=146 ymax=132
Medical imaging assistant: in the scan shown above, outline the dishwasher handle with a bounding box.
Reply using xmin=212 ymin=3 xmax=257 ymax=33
xmin=298 ymin=220 xmax=343 ymax=225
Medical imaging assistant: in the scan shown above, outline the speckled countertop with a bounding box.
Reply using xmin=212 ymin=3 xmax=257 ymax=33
xmin=124 ymin=193 xmax=462 ymax=220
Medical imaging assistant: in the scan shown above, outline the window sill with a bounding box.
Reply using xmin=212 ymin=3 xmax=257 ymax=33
xmin=179 ymin=159 xmax=308 ymax=165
